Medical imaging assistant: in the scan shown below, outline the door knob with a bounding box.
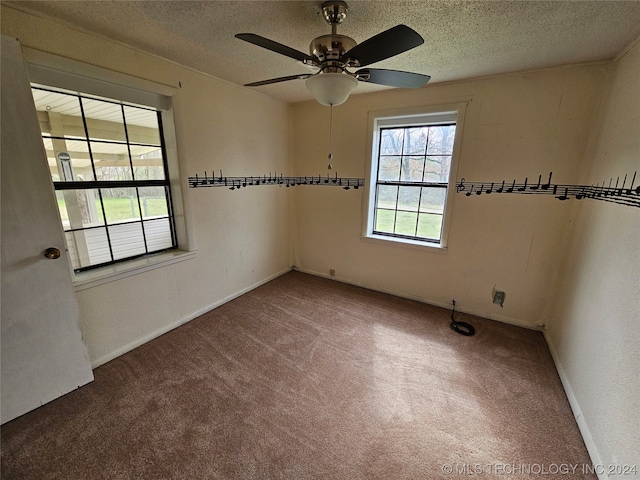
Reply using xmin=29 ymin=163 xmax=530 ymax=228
xmin=43 ymin=247 xmax=61 ymax=259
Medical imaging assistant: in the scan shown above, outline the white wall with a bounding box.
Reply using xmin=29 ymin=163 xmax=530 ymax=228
xmin=1 ymin=6 xmax=294 ymax=366
xmin=3 ymin=6 xmax=638 ymax=470
xmin=545 ymin=40 xmax=640 ymax=477
xmin=291 ymin=64 xmax=609 ymax=328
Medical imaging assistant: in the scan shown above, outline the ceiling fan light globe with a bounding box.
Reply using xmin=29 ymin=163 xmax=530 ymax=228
xmin=306 ymin=73 xmax=358 ymax=106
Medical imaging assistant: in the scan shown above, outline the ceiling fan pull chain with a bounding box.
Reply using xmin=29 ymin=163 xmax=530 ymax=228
xmin=328 ymin=104 xmax=334 ymax=170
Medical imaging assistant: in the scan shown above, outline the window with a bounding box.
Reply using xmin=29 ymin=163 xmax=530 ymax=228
xmin=31 ymin=85 xmax=177 ymax=271
xmin=365 ymin=106 xmax=465 ymax=248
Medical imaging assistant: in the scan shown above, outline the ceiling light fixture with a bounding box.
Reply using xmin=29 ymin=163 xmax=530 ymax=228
xmin=305 ymin=72 xmax=358 ymax=107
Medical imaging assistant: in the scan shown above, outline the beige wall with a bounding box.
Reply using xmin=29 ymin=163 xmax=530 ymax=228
xmin=545 ymin=40 xmax=640 ymax=473
xmin=4 ymin=4 xmax=638 ymax=471
xmin=1 ymin=6 xmax=294 ymax=366
xmin=291 ymin=64 xmax=609 ymax=329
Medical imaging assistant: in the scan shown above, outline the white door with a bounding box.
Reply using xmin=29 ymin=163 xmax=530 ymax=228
xmin=1 ymin=36 xmax=94 ymax=424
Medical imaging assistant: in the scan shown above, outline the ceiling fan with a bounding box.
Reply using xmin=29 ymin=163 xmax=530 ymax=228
xmin=236 ymin=1 xmax=431 ymax=106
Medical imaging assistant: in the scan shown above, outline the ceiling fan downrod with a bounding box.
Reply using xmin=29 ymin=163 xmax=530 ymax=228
xmin=311 ymin=1 xmax=358 ymax=71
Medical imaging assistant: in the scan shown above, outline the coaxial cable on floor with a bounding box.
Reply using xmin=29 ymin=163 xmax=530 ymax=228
xmin=450 ymin=299 xmax=475 ymax=336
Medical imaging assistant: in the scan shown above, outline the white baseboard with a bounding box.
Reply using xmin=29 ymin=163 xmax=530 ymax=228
xmin=544 ymin=331 xmax=606 ymax=480
xmin=90 ymin=266 xmax=293 ymax=368
xmin=293 ymin=266 xmax=541 ymax=331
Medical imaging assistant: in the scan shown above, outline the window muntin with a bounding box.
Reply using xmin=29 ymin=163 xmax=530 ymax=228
xmin=32 ymin=85 xmax=177 ymax=271
xmin=372 ymin=122 xmax=456 ymax=243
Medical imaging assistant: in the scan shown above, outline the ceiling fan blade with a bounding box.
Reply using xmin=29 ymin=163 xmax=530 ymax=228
xmin=244 ymin=74 xmax=313 ymax=87
xmin=356 ymin=68 xmax=430 ymax=88
xmin=342 ymin=25 xmax=424 ymax=67
xmin=236 ymin=33 xmax=317 ymax=64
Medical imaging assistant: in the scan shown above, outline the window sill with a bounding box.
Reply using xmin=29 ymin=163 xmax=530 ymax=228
xmin=361 ymin=233 xmax=448 ymax=253
xmin=72 ymin=249 xmax=197 ymax=291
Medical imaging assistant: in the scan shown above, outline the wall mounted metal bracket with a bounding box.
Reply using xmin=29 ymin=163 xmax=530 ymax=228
xmin=456 ymin=172 xmax=639 ymax=208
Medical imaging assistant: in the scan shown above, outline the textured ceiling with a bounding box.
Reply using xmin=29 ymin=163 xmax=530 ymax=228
xmin=5 ymin=1 xmax=640 ymax=104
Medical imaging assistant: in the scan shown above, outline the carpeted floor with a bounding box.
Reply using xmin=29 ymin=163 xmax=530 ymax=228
xmin=1 ymin=271 xmax=595 ymax=479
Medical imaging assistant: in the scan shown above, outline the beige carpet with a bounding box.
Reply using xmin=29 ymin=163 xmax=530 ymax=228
xmin=1 ymin=271 xmax=594 ymax=479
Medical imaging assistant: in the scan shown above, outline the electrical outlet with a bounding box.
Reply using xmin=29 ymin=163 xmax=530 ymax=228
xmin=492 ymin=288 xmax=506 ymax=307
xmin=329 ymin=268 xmax=336 ymax=277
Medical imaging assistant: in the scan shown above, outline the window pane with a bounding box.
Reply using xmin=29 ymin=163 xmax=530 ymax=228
xmin=144 ymin=218 xmax=174 ymax=251
xmin=424 ymin=156 xmax=451 ymax=183
xmin=378 ymin=156 xmax=401 ymax=181
xmin=132 ymin=146 xmax=165 ymax=180
xmin=43 ymin=137 xmax=95 ymax=182
xmin=420 ymin=187 xmax=446 ymax=214
xmin=375 ymin=209 xmax=395 ymax=234
xmin=64 ymin=231 xmax=81 ymax=270
xmin=61 ymin=140 xmax=94 ymax=181
xmin=63 ymin=138 xmax=92 ymax=153
xmin=81 ymin=98 xmax=126 ymax=142
xmin=397 ymin=186 xmax=420 ymax=212
xmin=84 ymin=228 xmax=112 ymax=266
xmin=65 ymin=228 xmax=111 ymax=270
xmin=109 ymin=223 xmax=146 ymax=260
xmin=44 ymin=138 xmax=59 ymax=180
xmin=400 ymin=157 xmax=424 ymax=182
xmin=138 ymin=186 xmax=169 ymax=219
xmin=405 ymin=127 xmax=428 ymax=155
xmin=376 ymin=185 xmax=398 ymax=209
xmin=56 ymin=191 xmax=68 ymax=223
xmin=91 ymin=141 xmax=133 ymax=181
xmin=426 ymin=125 xmax=456 ymax=154
xmin=395 ymin=211 xmax=418 ymax=236
xmin=57 ymin=189 xmax=104 ymax=230
xmin=124 ymin=106 xmax=161 ymax=144
xmin=417 ymin=213 xmax=443 ymax=240
xmin=380 ymin=129 xmax=404 ymax=155
xmin=31 ymin=89 xmax=86 ymax=139
xmin=100 ymin=188 xmax=141 ymax=224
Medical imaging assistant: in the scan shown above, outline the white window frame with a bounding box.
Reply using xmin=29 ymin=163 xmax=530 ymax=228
xmin=23 ymin=48 xmax=195 ymax=289
xmin=363 ymin=103 xmax=467 ymax=250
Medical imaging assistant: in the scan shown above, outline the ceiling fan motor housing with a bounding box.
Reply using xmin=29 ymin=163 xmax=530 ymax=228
xmin=310 ymin=34 xmax=357 ymax=69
